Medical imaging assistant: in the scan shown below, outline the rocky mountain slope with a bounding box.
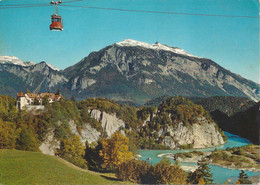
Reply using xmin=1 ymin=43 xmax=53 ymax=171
xmin=63 ymin=39 xmax=259 ymax=103
xmin=0 ymin=56 xmax=68 ymax=96
xmin=1 ymin=39 xmax=259 ymax=104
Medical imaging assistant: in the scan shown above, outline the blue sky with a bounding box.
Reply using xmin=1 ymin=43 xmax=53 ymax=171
xmin=0 ymin=0 xmax=259 ymax=83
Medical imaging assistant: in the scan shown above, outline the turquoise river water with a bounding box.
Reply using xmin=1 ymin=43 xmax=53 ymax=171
xmin=138 ymin=132 xmax=260 ymax=184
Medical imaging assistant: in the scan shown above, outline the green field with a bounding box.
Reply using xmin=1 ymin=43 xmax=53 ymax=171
xmin=0 ymin=150 xmax=123 ymax=184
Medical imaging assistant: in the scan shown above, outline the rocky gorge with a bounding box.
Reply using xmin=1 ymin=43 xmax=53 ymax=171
xmin=39 ymin=102 xmax=224 ymax=155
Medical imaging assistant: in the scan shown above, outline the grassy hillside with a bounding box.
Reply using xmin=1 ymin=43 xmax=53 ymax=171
xmin=0 ymin=150 xmax=122 ymax=185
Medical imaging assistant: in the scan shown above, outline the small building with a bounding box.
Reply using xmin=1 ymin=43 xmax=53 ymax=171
xmin=16 ymin=91 xmax=62 ymax=110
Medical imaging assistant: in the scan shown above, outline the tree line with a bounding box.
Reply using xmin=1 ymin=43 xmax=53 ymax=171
xmin=0 ymin=94 xmax=252 ymax=184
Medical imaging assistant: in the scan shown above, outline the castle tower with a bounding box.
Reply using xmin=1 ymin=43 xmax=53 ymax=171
xmin=16 ymin=91 xmax=27 ymax=110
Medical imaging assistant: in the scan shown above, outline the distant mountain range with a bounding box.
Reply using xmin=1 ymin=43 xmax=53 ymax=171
xmin=0 ymin=56 xmax=67 ymax=97
xmin=1 ymin=39 xmax=259 ymax=103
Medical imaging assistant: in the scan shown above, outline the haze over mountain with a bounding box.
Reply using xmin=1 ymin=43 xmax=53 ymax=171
xmin=0 ymin=39 xmax=259 ymax=103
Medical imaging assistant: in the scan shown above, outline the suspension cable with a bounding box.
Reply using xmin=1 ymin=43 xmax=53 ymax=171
xmin=0 ymin=5 xmax=51 ymax=9
xmin=0 ymin=0 xmax=83 ymax=7
xmin=60 ymin=4 xmax=260 ymax=19
xmin=0 ymin=1 xmax=258 ymax=19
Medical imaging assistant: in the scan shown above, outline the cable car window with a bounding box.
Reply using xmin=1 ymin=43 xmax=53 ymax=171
xmin=52 ymin=18 xmax=61 ymax=22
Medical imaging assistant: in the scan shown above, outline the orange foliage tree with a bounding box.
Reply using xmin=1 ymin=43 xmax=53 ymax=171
xmin=99 ymin=131 xmax=133 ymax=169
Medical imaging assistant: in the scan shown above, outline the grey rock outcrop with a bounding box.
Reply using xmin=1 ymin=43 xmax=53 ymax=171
xmin=89 ymin=109 xmax=125 ymax=137
xmin=161 ymin=121 xmax=224 ymax=149
xmin=39 ymin=131 xmax=60 ymax=155
xmin=69 ymin=120 xmax=101 ymax=144
xmin=39 ymin=110 xmax=126 ymax=155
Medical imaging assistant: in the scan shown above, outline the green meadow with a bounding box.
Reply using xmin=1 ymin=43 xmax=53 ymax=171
xmin=0 ymin=150 xmax=123 ymax=184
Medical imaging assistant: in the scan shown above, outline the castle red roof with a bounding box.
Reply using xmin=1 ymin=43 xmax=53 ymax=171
xmin=17 ymin=91 xmax=25 ymax=97
xmin=27 ymin=93 xmax=39 ymax=99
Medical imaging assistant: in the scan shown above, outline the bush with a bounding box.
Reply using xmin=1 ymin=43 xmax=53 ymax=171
xmin=180 ymin=144 xmax=194 ymax=149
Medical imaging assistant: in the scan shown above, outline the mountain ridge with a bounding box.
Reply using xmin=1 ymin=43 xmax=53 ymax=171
xmin=0 ymin=39 xmax=259 ymax=103
xmin=61 ymin=39 xmax=259 ymax=103
xmin=0 ymin=56 xmax=59 ymax=71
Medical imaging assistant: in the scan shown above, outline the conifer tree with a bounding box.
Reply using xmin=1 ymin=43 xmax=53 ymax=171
xmin=238 ymin=170 xmax=252 ymax=184
xmin=0 ymin=120 xmax=20 ymax=149
xmin=189 ymin=158 xmax=213 ymax=184
xmin=16 ymin=126 xmax=39 ymax=152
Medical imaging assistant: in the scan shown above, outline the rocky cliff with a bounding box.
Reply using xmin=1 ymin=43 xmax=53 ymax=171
xmin=39 ymin=109 xmax=126 ymax=155
xmin=161 ymin=120 xmax=224 ymax=149
xmin=89 ymin=109 xmax=125 ymax=137
xmin=39 ymin=105 xmax=224 ymax=155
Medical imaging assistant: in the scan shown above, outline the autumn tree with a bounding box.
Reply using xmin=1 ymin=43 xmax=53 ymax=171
xmin=116 ymin=159 xmax=153 ymax=184
xmin=152 ymin=157 xmax=187 ymax=184
xmin=198 ymin=177 xmax=206 ymax=184
xmin=116 ymin=158 xmax=164 ymax=184
xmin=117 ymin=157 xmax=187 ymax=184
xmin=99 ymin=131 xmax=133 ymax=170
xmin=56 ymin=135 xmax=87 ymax=169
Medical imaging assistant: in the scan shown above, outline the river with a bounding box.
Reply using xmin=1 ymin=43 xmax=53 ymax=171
xmin=138 ymin=132 xmax=260 ymax=184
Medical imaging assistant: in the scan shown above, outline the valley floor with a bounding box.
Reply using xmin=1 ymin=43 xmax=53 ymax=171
xmin=0 ymin=150 xmax=124 ymax=185
xmin=169 ymin=145 xmax=260 ymax=173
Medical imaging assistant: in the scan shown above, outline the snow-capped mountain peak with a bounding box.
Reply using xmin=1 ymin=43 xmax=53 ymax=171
xmin=39 ymin=61 xmax=60 ymax=71
xmin=0 ymin=56 xmax=59 ymax=71
xmin=0 ymin=56 xmax=35 ymax=66
xmin=116 ymin=39 xmax=200 ymax=58
xmin=46 ymin=63 xmax=60 ymax=71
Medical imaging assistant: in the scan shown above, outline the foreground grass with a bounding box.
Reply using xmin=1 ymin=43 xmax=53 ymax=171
xmin=0 ymin=150 xmax=122 ymax=185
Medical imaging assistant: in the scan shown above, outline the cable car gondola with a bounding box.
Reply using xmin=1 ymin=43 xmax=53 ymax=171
xmin=50 ymin=14 xmax=63 ymax=31
xmin=50 ymin=1 xmax=63 ymax=31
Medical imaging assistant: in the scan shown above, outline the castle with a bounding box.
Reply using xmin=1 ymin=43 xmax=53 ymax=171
xmin=16 ymin=91 xmax=62 ymax=110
